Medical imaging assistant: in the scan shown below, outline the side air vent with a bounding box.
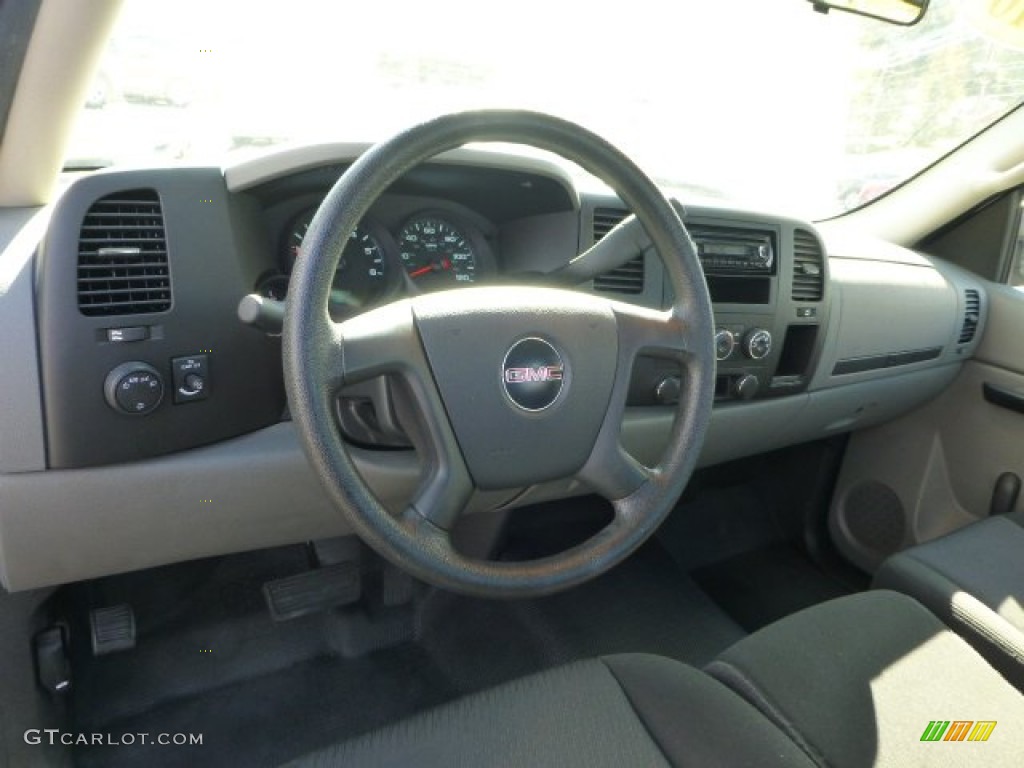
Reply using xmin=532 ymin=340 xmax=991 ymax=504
xmin=77 ymin=189 xmax=171 ymax=316
xmin=959 ymin=289 xmax=980 ymax=344
xmin=592 ymin=207 xmax=644 ymax=294
xmin=792 ymin=229 xmax=824 ymax=301
xmin=592 ymin=207 xmax=628 ymax=241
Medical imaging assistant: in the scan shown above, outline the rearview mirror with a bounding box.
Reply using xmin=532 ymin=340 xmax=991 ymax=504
xmin=807 ymin=0 xmax=929 ymax=25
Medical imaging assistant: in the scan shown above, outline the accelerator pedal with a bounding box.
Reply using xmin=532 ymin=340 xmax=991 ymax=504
xmin=263 ymin=562 xmax=361 ymax=621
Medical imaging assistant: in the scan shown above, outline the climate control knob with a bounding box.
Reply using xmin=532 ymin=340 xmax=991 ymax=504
xmin=104 ymin=362 xmax=164 ymax=416
xmin=714 ymin=329 xmax=736 ymax=361
xmin=743 ymin=329 xmax=772 ymax=360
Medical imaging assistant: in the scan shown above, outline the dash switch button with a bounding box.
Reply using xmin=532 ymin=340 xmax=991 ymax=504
xmin=171 ymin=354 xmax=210 ymax=404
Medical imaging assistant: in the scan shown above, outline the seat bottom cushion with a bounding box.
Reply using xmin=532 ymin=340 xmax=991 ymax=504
xmin=281 ymin=654 xmax=814 ymax=768
xmin=873 ymin=514 xmax=1024 ymax=689
xmin=706 ymin=591 xmax=1024 ymax=768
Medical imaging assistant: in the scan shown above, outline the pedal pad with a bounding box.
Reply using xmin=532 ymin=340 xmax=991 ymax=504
xmin=90 ymin=604 xmax=136 ymax=656
xmin=263 ymin=562 xmax=361 ymax=621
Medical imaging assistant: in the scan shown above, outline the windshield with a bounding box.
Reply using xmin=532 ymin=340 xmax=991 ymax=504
xmin=65 ymin=0 xmax=1024 ymax=219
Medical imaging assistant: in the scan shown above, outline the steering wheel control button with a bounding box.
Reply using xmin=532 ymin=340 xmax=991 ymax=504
xmin=106 ymin=326 xmax=149 ymax=343
xmin=743 ymin=328 xmax=773 ymax=360
xmin=502 ymin=337 xmax=565 ymax=412
xmin=714 ymin=329 xmax=736 ymax=361
xmin=104 ymin=362 xmax=164 ymax=415
xmin=170 ymin=354 xmax=210 ymax=404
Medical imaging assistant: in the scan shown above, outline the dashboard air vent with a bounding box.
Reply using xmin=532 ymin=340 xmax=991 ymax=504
xmin=592 ymin=207 xmax=644 ymax=294
xmin=792 ymin=229 xmax=824 ymax=301
xmin=592 ymin=207 xmax=628 ymax=242
xmin=77 ymin=189 xmax=171 ymax=316
xmin=594 ymin=254 xmax=645 ymax=294
xmin=959 ymin=289 xmax=980 ymax=344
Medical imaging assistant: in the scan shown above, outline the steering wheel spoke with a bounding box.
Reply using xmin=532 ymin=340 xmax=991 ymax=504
xmin=391 ymin=359 xmax=475 ymax=532
xmin=329 ymin=301 xmax=418 ymax=388
xmin=611 ymin=301 xmax=694 ymax=365
xmin=576 ymin=441 xmax=652 ymax=502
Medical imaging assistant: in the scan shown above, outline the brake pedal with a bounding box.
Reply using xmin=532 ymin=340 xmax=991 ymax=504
xmin=90 ymin=604 xmax=136 ymax=656
xmin=263 ymin=562 xmax=361 ymax=621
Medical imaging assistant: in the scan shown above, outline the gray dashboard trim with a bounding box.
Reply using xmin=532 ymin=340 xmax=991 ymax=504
xmin=0 ymin=362 xmax=961 ymax=591
xmin=0 ymin=206 xmax=48 ymax=473
xmin=224 ymin=143 xmax=581 ymax=210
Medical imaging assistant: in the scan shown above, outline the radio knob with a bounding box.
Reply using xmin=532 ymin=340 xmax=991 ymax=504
xmin=735 ymin=374 xmax=759 ymax=401
xmin=743 ymin=329 xmax=772 ymax=360
xmin=714 ymin=329 xmax=736 ymax=361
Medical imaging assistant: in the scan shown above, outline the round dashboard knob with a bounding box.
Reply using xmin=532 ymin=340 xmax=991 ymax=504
xmin=104 ymin=362 xmax=164 ymax=416
xmin=655 ymin=376 xmax=681 ymax=405
xmin=735 ymin=374 xmax=759 ymax=401
xmin=714 ymin=329 xmax=736 ymax=361
xmin=743 ymin=329 xmax=772 ymax=360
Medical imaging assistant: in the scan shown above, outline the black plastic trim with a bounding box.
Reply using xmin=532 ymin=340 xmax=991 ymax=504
xmin=833 ymin=347 xmax=941 ymax=376
xmin=983 ymin=382 xmax=1024 ymax=416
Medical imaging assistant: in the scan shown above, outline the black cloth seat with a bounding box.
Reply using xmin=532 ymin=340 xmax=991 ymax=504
xmin=874 ymin=510 xmax=1024 ymax=690
xmin=283 ymin=653 xmax=814 ymax=768
xmin=284 ymin=591 xmax=1024 ymax=768
xmin=707 ymin=590 xmax=1024 ymax=767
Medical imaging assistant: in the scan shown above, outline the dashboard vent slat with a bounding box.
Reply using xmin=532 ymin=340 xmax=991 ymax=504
xmin=792 ymin=229 xmax=825 ymax=301
xmin=592 ymin=207 xmax=644 ymax=295
xmin=77 ymin=189 xmax=171 ymax=316
xmin=959 ymin=289 xmax=981 ymax=344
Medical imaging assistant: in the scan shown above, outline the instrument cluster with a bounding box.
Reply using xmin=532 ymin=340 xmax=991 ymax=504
xmin=257 ymin=204 xmax=495 ymax=316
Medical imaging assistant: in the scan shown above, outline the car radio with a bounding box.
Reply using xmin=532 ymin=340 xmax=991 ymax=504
xmin=690 ymin=226 xmax=775 ymax=275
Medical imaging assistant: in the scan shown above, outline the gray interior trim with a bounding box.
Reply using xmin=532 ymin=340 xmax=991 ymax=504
xmin=0 ymin=206 xmax=48 ymax=474
xmin=810 ymin=255 xmax=983 ymax=391
xmin=0 ymin=357 xmax=961 ymax=591
xmin=0 ymin=422 xmax=530 ymax=591
xmin=0 ymin=0 xmax=43 ymax=147
xmin=224 ymin=143 xmax=581 ymax=211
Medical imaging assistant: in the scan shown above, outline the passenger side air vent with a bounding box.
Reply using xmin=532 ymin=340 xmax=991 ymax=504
xmin=592 ymin=207 xmax=644 ymax=294
xmin=959 ymin=289 xmax=980 ymax=344
xmin=77 ymin=189 xmax=171 ymax=316
xmin=792 ymin=229 xmax=824 ymax=301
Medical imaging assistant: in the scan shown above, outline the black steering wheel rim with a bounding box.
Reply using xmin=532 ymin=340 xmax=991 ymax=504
xmin=284 ymin=110 xmax=715 ymax=598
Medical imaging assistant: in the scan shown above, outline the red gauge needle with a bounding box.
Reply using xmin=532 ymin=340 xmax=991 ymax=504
xmin=408 ymin=260 xmax=453 ymax=279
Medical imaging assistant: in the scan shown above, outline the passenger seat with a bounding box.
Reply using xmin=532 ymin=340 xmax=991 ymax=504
xmin=874 ymin=510 xmax=1024 ymax=690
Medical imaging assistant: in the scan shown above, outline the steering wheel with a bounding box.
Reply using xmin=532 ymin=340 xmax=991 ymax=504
xmin=283 ymin=111 xmax=714 ymax=598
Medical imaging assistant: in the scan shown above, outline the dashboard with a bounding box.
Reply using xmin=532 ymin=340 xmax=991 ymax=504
xmin=0 ymin=143 xmax=991 ymax=590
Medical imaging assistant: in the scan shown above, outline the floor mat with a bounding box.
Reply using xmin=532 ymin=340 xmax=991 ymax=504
xmin=70 ymin=542 xmax=744 ymax=768
xmin=691 ymin=542 xmax=855 ymax=632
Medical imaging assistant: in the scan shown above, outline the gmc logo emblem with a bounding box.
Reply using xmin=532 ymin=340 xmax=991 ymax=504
xmin=504 ymin=366 xmax=564 ymax=384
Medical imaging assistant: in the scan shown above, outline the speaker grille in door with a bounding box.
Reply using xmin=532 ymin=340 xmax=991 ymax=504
xmin=843 ymin=481 xmax=905 ymax=557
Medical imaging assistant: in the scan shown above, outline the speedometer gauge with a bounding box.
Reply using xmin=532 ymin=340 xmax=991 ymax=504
xmin=398 ymin=215 xmax=477 ymax=290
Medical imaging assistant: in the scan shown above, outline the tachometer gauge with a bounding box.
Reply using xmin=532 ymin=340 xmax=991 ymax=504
xmin=286 ymin=210 xmax=392 ymax=309
xmin=397 ymin=215 xmax=477 ymax=291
